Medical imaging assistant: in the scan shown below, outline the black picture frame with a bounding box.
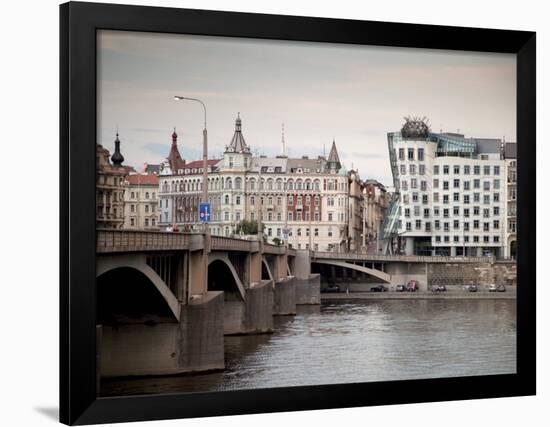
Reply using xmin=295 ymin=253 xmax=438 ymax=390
xmin=60 ymin=1 xmax=536 ymax=425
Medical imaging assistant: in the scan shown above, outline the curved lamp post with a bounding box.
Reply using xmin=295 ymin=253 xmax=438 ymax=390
xmin=173 ymin=95 xmax=209 ymax=232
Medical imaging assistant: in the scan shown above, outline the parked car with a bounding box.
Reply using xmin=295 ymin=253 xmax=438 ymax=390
xmin=322 ymin=284 xmax=340 ymax=293
xmin=496 ymin=284 xmax=506 ymax=292
xmin=488 ymin=284 xmax=498 ymax=292
xmin=395 ymin=284 xmax=406 ymax=292
xmin=370 ymin=284 xmax=388 ymax=292
xmin=406 ymin=280 xmax=419 ymax=292
xmin=431 ymin=284 xmax=447 ymax=293
xmin=467 ymin=284 xmax=478 ymax=292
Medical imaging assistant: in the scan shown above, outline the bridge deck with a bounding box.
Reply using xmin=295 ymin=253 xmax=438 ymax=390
xmin=312 ymin=251 xmax=498 ymax=263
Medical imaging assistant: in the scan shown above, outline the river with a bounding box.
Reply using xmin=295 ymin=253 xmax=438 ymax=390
xmin=101 ymin=299 xmax=516 ymax=396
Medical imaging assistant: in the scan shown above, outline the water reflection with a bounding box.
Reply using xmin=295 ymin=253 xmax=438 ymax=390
xmin=101 ymin=300 xmax=516 ymax=397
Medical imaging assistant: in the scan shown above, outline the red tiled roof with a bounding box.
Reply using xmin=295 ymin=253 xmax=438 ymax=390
xmin=126 ymin=174 xmax=159 ymax=185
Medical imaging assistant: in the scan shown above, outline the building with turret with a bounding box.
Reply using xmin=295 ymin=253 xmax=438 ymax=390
xmin=96 ymin=133 xmax=129 ymax=229
xmin=158 ymin=114 xmax=351 ymax=251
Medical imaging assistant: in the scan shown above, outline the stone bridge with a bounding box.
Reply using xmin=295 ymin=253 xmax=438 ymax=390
xmin=96 ymin=229 xmax=320 ymax=378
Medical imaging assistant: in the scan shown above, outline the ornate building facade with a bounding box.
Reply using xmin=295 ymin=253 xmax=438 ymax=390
xmin=158 ymin=115 xmax=351 ymax=251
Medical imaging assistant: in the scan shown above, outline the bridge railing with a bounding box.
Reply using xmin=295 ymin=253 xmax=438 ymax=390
xmin=97 ymin=229 xmax=190 ymax=253
xmin=263 ymin=244 xmax=286 ymax=255
xmin=312 ymin=251 xmax=496 ymax=263
xmin=210 ymin=236 xmax=255 ymax=252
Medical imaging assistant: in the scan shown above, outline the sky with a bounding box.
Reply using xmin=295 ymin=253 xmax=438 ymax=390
xmin=97 ymin=30 xmax=516 ymax=186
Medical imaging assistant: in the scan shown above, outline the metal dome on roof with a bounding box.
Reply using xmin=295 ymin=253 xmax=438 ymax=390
xmin=110 ymin=132 xmax=124 ymax=167
xmin=401 ymin=115 xmax=430 ymax=139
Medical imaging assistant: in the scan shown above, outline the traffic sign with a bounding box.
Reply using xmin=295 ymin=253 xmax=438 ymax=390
xmin=199 ymin=203 xmax=211 ymax=223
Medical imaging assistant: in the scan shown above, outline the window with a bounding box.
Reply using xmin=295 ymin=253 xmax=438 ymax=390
xmin=474 ymin=165 xmax=480 ymax=175
xmin=406 ymin=222 xmax=412 ymax=231
xmin=420 ymin=181 xmax=427 ymax=191
xmin=493 ymin=220 xmax=500 ymax=229
xmin=425 ymin=222 xmax=431 ymax=231
xmin=418 ymin=148 xmax=424 ymax=161
xmin=453 ymin=220 xmax=459 ymax=229
xmin=433 ymin=193 xmax=439 ymax=203
xmin=288 ymin=196 xmax=293 ymax=206
xmin=224 ymin=195 xmax=230 ymax=205
xmin=398 ymin=148 xmax=404 ymax=160
xmin=404 ymin=208 xmax=410 ymax=218
xmin=443 ymin=181 xmax=449 ymax=190
xmin=408 ymin=148 xmax=414 ymax=160
xmin=454 ymin=236 xmax=460 ymax=243
xmin=433 ymin=179 xmax=439 ymax=189
xmin=288 ymin=212 xmax=293 ymax=221
xmin=494 ymin=207 xmax=500 ymax=216
xmin=483 ymin=165 xmax=491 ymax=175
xmin=434 ymin=207 xmax=440 ymax=216
xmin=444 ymin=222 xmax=449 ymax=232
xmin=434 ymin=220 xmax=440 ymax=230
xmin=423 ymin=208 xmax=430 ymax=218
xmin=411 ymin=178 xmax=417 ymax=189
xmin=464 ymin=181 xmax=470 ymax=191
xmin=483 ymin=222 xmax=490 ymax=232
xmin=443 ymin=165 xmax=449 ymax=174
xmin=401 ymin=180 xmax=408 ymax=191
xmin=435 ymin=235 xmax=441 ymax=242
xmin=464 ymin=222 xmax=470 ymax=231
xmin=493 ymin=179 xmax=500 ymax=190
xmin=419 ymin=164 xmax=425 ymax=175
xmin=422 ymin=194 xmax=428 ymax=204
xmin=494 ymin=166 xmax=500 ymax=175
xmin=494 ymin=236 xmax=500 ymax=243
xmin=412 ymin=193 xmax=419 ymax=202
xmin=414 ymin=206 xmax=420 ymax=217
xmin=314 ymin=228 xmax=319 ymax=236
xmin=464 ymin=194 xmax=470 ymax=204
xmin=483 ymin=195 xmax=490 ymax=204
xmin=483 ymin=181 xmax=491 ymax=191
xmin=400 ymin=165 xmax=406 ymax=175
xmin=474 ymin=179 xmax=480 ymax=189
xmin=453 ymin=179 xmax=460 ymax=188
xmin=453 ymin=193 xmax=460 ymax=202
xmin=409 ymin=164 xmax=416 ymax=175
xmin=434 ymin=165 xmax=440 ymax=175
xmin=443 ymin=195 xmax=449 ymax=204
xmin=236 ymin=196 xmax=241 ymax=205
xmin=443 ymin=208 xmax=449 ymax=218
xmin=453 ymin=207 xmax=459 ymax=216
xmin=464 ymin=165 xmax=470 ymax=175
xmin=474 ymin=206 xmax=480 ymax=216
xmin=415 ymin=220 xmax=422 ymax=230
xmin=474 ymin=193 xmax=480 ymax=202
xmin=453 ymin=165 xmax=460 ymax=174
xmin=474 ymin=220 xmax=480 ymax=229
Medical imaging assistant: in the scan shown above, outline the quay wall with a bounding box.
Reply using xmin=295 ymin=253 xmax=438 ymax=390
xmin=295 ymin=273 xmax=321 ymax=305
xmin=428 ymin=261 xmax=517 ymax=287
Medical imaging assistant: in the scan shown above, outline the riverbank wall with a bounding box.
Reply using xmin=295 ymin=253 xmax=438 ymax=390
xmin=273 ymin=276 xmax=297 ymax=315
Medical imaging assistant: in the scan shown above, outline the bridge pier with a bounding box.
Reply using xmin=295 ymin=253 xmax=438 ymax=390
xmin=294 ymin=250 xmax=321 ymax=305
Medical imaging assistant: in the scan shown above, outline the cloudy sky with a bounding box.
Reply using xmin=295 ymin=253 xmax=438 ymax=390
xmin=98 ymin=30 xmax=516 ymax=186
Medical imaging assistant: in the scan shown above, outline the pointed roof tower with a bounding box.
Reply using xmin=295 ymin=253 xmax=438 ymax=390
xmin=226 ymin=113 xmax=250 ymax=153
xmin=166 ymin=127 xmax=185 ymax=173
xmin=327 ymin=138 xmax=341 ymax=171
xmin=110 ymin=132 xmax=125 ymax=167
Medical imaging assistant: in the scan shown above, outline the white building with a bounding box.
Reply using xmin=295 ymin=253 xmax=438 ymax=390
xmin=503 ymin=142 xmax=517 ymax=258
xmin=158 ymin=115 xmax=351 ymax=251
xmin=384 ymin=118 xmax=508 ymax=257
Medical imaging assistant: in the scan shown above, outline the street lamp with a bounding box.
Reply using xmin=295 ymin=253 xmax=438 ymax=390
xmin=173 ymin=95 xmax=209 ymax=232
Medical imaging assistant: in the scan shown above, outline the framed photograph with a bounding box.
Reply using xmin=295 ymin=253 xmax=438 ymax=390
xmin=60 ymin=1 xmax=536 ymax=425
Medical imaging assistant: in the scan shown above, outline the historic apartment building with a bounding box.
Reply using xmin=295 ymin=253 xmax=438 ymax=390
xmin=158 ymin=115 xmax=351 ymax=251
xmin=123 ymin=174 xmax=159 ymax=230
xmin=504 ymin=142 xmax=517 ymax=258
xmin=96 ymin=133 xmax=129 ymax=229
xmin=383 ymin=118 xmax=510 ymax=257
xmin=362 ymin=179 xmax=390 ymax=252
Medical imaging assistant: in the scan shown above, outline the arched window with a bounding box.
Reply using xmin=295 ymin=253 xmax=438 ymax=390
xmin=276 ymin=179 xmax=283 ymax=191
xmin=226 ymin=178 xmax=232 ymax=189
xmin=249 ymin=178 xmax=256 ymax=190
xmin=314 ymin=179 xmax=320 ymax=191
xmin=267 ymin=179 xmax=273 ymax=190
xmin=260 ymin=179 xmax=265 ymax=190
xmin=235 ymin=177 xmax=242 ymax=190
xmin=296 ymin=179 xmax=303 ymax=190
xmin=225 ymin=195 xmax=230 ymax=205
xmin=287 ymin=180 xmax=294 ymax=190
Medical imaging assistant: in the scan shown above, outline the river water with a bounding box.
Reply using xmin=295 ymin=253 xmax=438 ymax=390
xmin=101 ymin=299 xmax=516 ymax=396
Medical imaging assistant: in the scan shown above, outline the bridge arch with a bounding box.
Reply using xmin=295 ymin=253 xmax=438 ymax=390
xmin=312 ymin=260 xmax=391 ymax=283
xmin=261 ymin=257 xmax=274 ymax=281
xmin=97 ymin=255 xmax=180 ymax=321
xmin=207 ymin=254 xmax=246 ymax=300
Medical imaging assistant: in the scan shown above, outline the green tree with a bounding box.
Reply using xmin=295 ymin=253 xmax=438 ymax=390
xmin=235 ymin=219 xmax=259 ymax=235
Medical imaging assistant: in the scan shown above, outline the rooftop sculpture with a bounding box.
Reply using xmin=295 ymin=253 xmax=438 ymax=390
xmin=401 ymin=115 xmax=430 ymax=139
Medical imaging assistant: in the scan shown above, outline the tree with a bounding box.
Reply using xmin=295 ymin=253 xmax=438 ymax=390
xmin=272 ymin=237 xmax=283 ymax=246
xmin=235 ymin=219 xmax=259 ymax=235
